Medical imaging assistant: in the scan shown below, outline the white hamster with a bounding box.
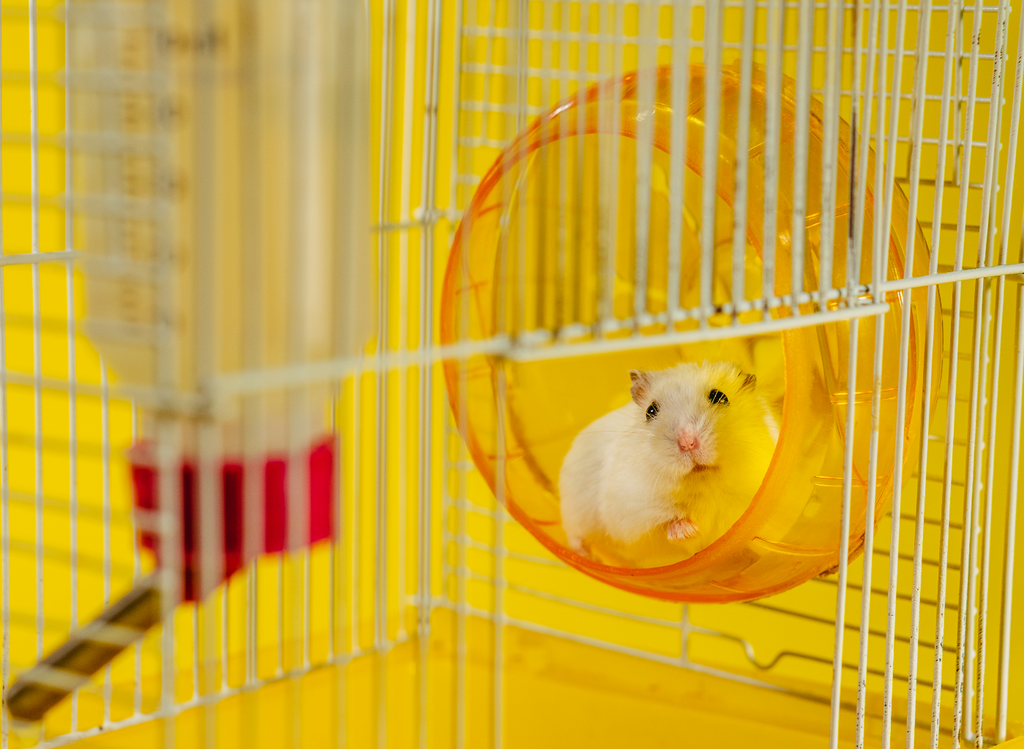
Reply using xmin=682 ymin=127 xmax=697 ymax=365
xmin=558 ymin=361 xmax=780 ymax=563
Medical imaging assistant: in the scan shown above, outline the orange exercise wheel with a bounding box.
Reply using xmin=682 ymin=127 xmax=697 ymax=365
xmin=440 ymin=63 xmax=942 ymax=603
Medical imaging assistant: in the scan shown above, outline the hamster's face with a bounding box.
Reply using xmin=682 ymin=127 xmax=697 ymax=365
xmin=629 ymin=362 xmax=764 ymax=478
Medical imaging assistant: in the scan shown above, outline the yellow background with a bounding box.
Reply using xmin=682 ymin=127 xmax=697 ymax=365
xmin=1 ymin=0 xmax=1023 ymax=747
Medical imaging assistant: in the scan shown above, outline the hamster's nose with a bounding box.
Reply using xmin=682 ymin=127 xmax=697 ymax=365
xmin=677 ymin=428 xmax=699 ymax=452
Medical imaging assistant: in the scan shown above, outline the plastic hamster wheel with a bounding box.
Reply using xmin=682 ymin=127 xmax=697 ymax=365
xmin=439 ymin=63 xmax=942 ymax=603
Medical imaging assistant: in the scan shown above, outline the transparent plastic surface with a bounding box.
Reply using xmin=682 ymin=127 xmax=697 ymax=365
xmin=440 ymin=64 xmax=942 ymax=602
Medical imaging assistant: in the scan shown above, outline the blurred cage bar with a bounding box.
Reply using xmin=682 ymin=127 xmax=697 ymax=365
xmin=0 ymin=0 xmax=1023 ymax=748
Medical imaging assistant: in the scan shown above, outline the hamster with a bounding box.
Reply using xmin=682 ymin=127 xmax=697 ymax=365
xmin=558 ymin=361 xmax=780 ymax=564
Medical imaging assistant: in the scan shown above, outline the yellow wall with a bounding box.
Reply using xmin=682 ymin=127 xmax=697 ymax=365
xmin=1 ymin=0 xmax=1023 ymax=747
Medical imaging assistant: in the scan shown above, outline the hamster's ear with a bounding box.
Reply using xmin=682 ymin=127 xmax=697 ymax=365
xmin=740 ymin=372 xmax=757 ymax=391
xmin=630 ymin=370 xmax=652 ymax=404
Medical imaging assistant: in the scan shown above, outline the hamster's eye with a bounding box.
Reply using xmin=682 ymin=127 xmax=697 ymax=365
xmin=646 ymin=402 xmax=659 ymax=420
xmin=708 ymin=389 xmax=729 ymax=406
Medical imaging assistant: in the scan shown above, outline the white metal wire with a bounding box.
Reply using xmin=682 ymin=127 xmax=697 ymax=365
xmin=1 ymin=0 xmax=1023 ymax=747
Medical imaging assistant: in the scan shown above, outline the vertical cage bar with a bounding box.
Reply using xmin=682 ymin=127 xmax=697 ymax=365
xmin=678 ymin=604 xmax=691 ymax=667
xmin=818 ymin=0 xmax=844 ymax=308
xmin=555 ymin=0 xmax=571 ymax=336
xmin=452 ymin=397 xmax=467 ymax=749
xmin=448 ymin=0 xmax=465 ymax=220
xmin=65 ymin=0 xmax=79 ymax=726
xmin=28 ymin=7 xmax=46 ymax=713
xmin=417 ymin=0 xmax=443 ymax=741
xmin=851 ymin=0 xmax=880 ymax=304
xmin=761 ymin=0 xmax=782 ymax=307
xmin=633 ymin=0 xmax=657 ymax=327
xmin=132 ymin=401 xmax=143 ymax=715
xmin=534 ymin=0 xmax=552 ymax=338
xmin=954 ymin=0 xmax=965 ymax=187
xmin=1 ymin=144 xmax=9 ymax=749
xmin=954 ymin=0 xmax=1000 ymax=740
xmin=101 ymin=363 xmax=113 ymax=723
xmin=515 ymin=0 xmax=533 ymax=337
xmin=276 ymin=553 xmax=285 ymax=675
xmin=919 ymin=288 xmax=945 ymax=749
xmin=27 ymin=0 xmax=40 ymax=258
xmin=452 ymin=0 xmax=490 ymax=743
xmin=220 ymin=579 xmax=229 ymax=692
xmin=193 ymin=19 xmax=224 ymax=725
xmin=995 ymin=9 xmax=1024 ymax=741
xmin=970 ymin=4 xmax=1011 ymax=745
xmin=942 ymin=196 xmax=972 ymax=748
xmin=790 ymin=0 xmax=814 ymax=312
xmin=974 ymin=286 xmax=1001 ymax=749
xmin=963 ymin=280 xmax=990 ymax=747
xmin=730 ymin=0 xmax=755 ymax=316
xmin=246 ymin=528 xmax=258 ymax=688
xmin=869 ymin=0 xmax=925 ymax=742
xmin=329 ymin=391 xmax=339 ymax=666
xmin=9 ymin=0 xmax=1024 ymax=747
xmin=158 ymin=417 xmax=182 ymax=749
xmin=574 ymin=4 xmax=592 ymax=330
xmin=871 ymin=0 xmax=891 ymax=350
xmin=878 ymin=0 xmax=910 ymax=294
xmin=396 ymin=0 xmax=419 ymax=648
xmin=192 ymin=605 xmax=201 ymax=701
xmin=666 ymin=0 xmax=691 ymax=319
xmin=376 ymin=1 xmax=398 ymax=745
xmin=698 ymin=0 xmax=722 ymax=326
xmin=454 ymin=0 xmax=475 ymax=739
xmin=997 ymin=283 xmax=1024 ymax=742
xmin=828 ymin=317 xmax=860 ymax=749
xmin=855 ymin=315 xmax=886 ymax=749
xmin=303 ymin=489 xmax=313 ymax=669
xmin=351 ymin=358 xmax=362 ymax=663
xmin=499 ymin=0 xmax=529 ymax=743
xmin=289 ymin=0 xmax=312 ymax=685
xmin=598 ymin=2 xmax=623 ymax=331
xmin=888 ymin=0 xmax=950 ymax=745
xmin=493 ymin=365 xmax=507 ymax=749
xmin=853 ymin=0 xmax=888 ymax=739
xmin=336 ymin=394 xmax=348 ymax=749
xmin=973 ymin=4 xmax=1013 ymax=742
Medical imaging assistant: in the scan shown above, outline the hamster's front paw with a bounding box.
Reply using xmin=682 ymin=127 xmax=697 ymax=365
xmin=568 ymin=535 xmax=595 ymax=560
xmin=667 ymin=518 xmax=699 ymax=542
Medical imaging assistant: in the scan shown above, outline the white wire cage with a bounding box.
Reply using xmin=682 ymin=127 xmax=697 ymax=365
xmin=1 ymin=0 xmax=1023 ymax=748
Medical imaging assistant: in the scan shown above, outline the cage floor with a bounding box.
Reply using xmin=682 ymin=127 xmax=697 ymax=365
xmin=14 ymin=606 xmax=993 ymax=749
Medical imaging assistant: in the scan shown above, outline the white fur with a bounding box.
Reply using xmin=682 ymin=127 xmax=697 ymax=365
xmin=558 ymin=361 xmax=779 ymax=558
